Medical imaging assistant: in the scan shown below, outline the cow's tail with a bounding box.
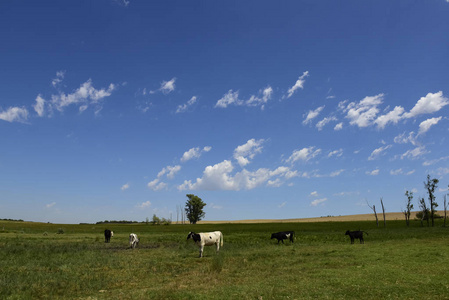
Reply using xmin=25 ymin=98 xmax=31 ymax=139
xmin=220 ymin=231 xmax=224 ymax=247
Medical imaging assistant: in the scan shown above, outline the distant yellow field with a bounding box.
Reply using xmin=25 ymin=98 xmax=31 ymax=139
xmin=195 ymin=211 xmax=446 ymax=224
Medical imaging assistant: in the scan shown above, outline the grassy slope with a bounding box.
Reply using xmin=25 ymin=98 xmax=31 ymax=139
xmin=1 ymin=219 xmax=449 ymax=299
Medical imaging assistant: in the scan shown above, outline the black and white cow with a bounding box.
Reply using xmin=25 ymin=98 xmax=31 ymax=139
xmin=271 ymin=231 xmax=295 ymax=244
xmin=345 ymin=230 xmax=367 ymax=244
xmin=129 ymin=233 xmax=139 ymax=249
xmin=187 ymin=231 xmax=223 ymax=258
xmin=104 ymin=229 xmax=113 ymax=243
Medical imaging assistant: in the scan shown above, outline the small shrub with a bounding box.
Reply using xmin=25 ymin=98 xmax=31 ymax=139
xmin=57 ymin=228 xmax=65 ymax=234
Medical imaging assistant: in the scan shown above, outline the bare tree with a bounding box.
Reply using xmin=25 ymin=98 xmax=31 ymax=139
xmin=424 ymin=174 xmax=439 ymax=227
xmin=404 ymin=190 xmax=414 ymax=227
xmin=444 ymin=194 xmax=448 ymax=228
xmin=419 ymin=197 xmax=428 ymax=227
xmin=380 ymin=197 xmax=386 ymax=227
xmin=366 ymin=199 xmax=379 ymax=227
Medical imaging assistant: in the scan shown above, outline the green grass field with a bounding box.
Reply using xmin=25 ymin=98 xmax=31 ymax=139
xmin=1 ymin=219 xmax=449 ymax=299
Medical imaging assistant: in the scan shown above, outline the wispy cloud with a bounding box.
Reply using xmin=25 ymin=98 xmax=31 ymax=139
xmin=286 ymin=71 xmax=309 ymax=98
xmin=215 ymin=86 xmax=273 ymax=109
xmin=181 ymin=146 xmax=211 ymax=162
xmin=121 ymin=183 xmax=130 ymax=191
xmin=366 ymin=169 xmax=380 ymax=176
xmin=418 ymin=117 xmax=442 ymax=135
xmin=310 ymin=198 xmax=327 ymax=206
xmin=136 ymin=201 xmax=151 ymax=209
xmin=233 ymin=139 xmax=265 ymax=167
xmin=176 ymin=96 xmax=197 ymax=113
xmin=303 ymin=106 xmax=324 ymax=125
xmin=147 ymin=178 xmax=167 ymax=191
xmin=368 ymin=145 xmax=392 ymax=161
xmin=51 ymin=79 xmax=116 ymax=113
xmin=160 ymin=78 xmax=176 ymax=94
xmin=286 ymin=146 xmax=321 ymax=164
xmin=0 ymin=106 xmax=29 ymax=123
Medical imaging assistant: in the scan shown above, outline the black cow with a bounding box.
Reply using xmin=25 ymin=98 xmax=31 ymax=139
xmin=271 ymin=231 xmax=295 ymax=244
xmin=104 ymin=229 xmax=113 ymax=243
xmin=345 ymin=230 xmax=367 ymax=244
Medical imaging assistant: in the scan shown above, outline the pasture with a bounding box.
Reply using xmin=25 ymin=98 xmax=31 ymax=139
xmin=1 ymin=219 xmax=449 ymax=299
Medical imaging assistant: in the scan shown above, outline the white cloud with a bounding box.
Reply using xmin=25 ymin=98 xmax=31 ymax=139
xmin=215 ymin=90 xmax=242 ymax=108
xmin=46 ymin=202 xmax=56 ymax=208
xmin=423 ymin=155 xmax=449 ymax=166
xmin=0 ymin=106 xmax=29 ymax=123
xmin=310 ymin=191 xmax=318 ymax=197
xmin=366 ymin=169 xmax=380 ymax=176
xmin=278 ymin=202 xmax=286 ymax=208
xmin=394 ymin=131 xmax=417 ymax=145
xmin=121 ymin=183 xmax=130 ymax=191
xmin=418 ymin=117 xmax=442 ymax=135
xmin=178 ymin=160 xmax=294 ymax=191
xmin=310 ymin=198 xmax=327 ymax=206
xmin=216 ymin=87 xmax=273 ymax=109
xmin=181 ymin=146 xmax=211 ymax=162
xmin=368 ymin=145 xmax=392 ymax=161
xmin=157 ymin=165 xmax=181 ymax=179
xmin=147 ymin=179 xmax=167 ymax=191
xmin=303 ymin=106 xmax=325 ymax=125
xmin=160 ymin=78 xmax=176 ymax=94
xmin=287 ymin=71 xmax=309 ymax=98
xmin=334 ymin=122 xmax=343 ymax=130
xmin=286 ymin=146 xmax=321 ymax=164
xmin=345 ymin=94 xmax=384 ymax=128
xmin=328 ymin=149 xmax=343 ymax=158
xmin=330 ymin=169 xmax=345 ymax=177
xmin=233 ymin=138 xmax=265 ymax=167
xmin=51 ymin=71 xmax=65 ymax=87
xmin=400 ymin=146 xmax=428 ymax=160
xmin=316 ymin=116 xmax=338 ymax=131
xmin=404 ymin=91 xmax=448 ymax=118
xmin=375 ymin=106 xmax=405 ymax=129
xmin=176 ymin=96 xmax=197 ymax=113
xmin=51 ymin=79 xmax=116 ymax=112
xmin=246 ymin=86 xmax=273 ymax=109
xmin=33 ymin=95 xmax=46 ymax=117
xmin=390 ymin=169 xmax=403 ymax=175
xmin=136 ymin=201 xmax=151 ymax=209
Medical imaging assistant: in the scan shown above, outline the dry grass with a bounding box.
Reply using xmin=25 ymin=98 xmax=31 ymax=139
xmin=195 ymin=211 xmax=438 ymax=224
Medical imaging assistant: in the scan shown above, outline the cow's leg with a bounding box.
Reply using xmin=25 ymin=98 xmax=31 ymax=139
xmin=199 ymin=245 xmax=204 ymax=258
xmin=216 ymin=241 xmax=220 ymax=253
xmin=360 ymin=237 xmax=364 ymax=244
xmin=350 ymin=237 xmax=354 ymax=244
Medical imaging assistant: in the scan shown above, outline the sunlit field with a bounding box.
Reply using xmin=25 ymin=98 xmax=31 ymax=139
xmin=1 ymin=219 xmax=449 ymax=299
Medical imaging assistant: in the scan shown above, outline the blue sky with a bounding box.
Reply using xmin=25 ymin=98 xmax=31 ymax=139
xmin=1 ymin=0 xmax=449 ymax=224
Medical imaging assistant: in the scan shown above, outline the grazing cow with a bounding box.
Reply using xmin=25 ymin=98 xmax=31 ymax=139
xmin=187 ymin=231 xmax=223 ymax=258
xmin=345 ymin=230 xmax=367 ymax=244
xmin=104 ymin=229 xmax=113 ymax=243
xmin=129 ymin=233 xmax=139 ymax=249
xmin=271 ymin=231 xmax=295 ymax=244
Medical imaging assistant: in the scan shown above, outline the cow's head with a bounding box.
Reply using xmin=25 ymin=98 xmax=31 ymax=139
xmin=345 ymin=230 xmax=350 ymax=235
xmin=270 ymin=233 xmax=275 ymax=239
xmin=187 ymin=232 xmax=201 ymax=242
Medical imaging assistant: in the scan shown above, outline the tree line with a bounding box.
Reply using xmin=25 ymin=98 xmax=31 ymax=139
xmin=369 ymin=174 xmax=448 ymax=227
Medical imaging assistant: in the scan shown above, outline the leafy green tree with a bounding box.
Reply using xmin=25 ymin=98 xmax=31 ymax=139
xmin=152 ymin=214 xmax=161 ymax=225
xmin=185 ymin=194 xmax=206 ymax=224
xmin=424 ymin=175 xmax=439 ymax=227
xmin=404 ymin=190 xmax=414 ymax=227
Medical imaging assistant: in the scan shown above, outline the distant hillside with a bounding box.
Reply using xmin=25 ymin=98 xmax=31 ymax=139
xmin=196 ymin=211 xmax=446 ymax=224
